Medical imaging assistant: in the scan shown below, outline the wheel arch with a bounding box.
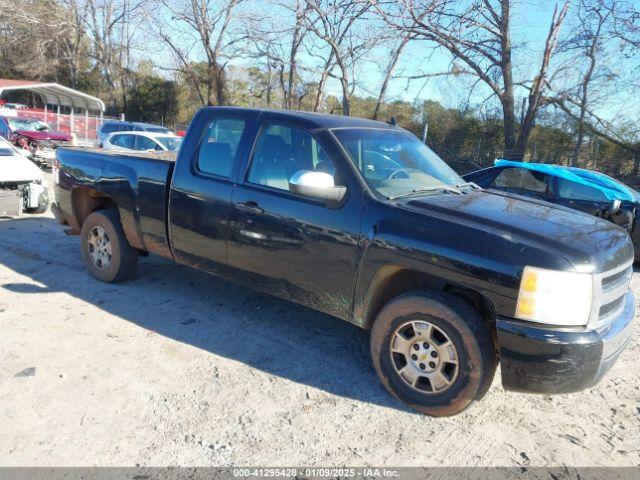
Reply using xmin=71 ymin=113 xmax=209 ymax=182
xmin=356 ymin=265 xmax=497 ymax=331
xmin=71 ymin=187 xmax=144 ymax=250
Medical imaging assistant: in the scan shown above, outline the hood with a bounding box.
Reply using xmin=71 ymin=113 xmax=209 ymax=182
xmin=15 ymin=129 xmax=73 ymax=142
xmin=0 ymin=150 xmax=43 ymax=183
xmin=400 ymin=189 xmax=633 ymax=273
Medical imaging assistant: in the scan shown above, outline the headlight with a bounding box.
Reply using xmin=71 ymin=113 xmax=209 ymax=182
xmin=516 ymin=266 xmax=593 ymax=326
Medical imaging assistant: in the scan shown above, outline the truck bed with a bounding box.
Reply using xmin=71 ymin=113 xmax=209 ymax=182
xmin=67 ymin=147 xmax=178 ymax=163
xmin=54 ymin=147 xmax=175 ymax=259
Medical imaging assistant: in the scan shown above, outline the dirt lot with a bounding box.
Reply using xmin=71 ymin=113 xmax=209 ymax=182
xmin=1 ymin=174 xmax=639 ymax=467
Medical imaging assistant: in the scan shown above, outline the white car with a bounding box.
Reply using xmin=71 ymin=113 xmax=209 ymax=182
xmin=102 ymin=131 xmax=182 ymax=153
xmin=0 ymin=103 xmax=28 ymax=118
xmin=0 ymin=137 xmax=49 ymax=216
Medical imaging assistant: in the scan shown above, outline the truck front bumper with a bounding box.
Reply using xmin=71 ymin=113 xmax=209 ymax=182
xmin=496 ymin=291 xmax=635 ymax=394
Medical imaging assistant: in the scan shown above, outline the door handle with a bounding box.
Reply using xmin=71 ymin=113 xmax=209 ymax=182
xmin=235 ymin=201 xmax=263 ymax=214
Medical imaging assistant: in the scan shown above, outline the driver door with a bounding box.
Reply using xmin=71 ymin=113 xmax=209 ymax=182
xmin=228 ymin=120 xmax=362 ymax=319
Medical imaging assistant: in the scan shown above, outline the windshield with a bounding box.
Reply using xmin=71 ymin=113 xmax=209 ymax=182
xmin=145 ymin=126 xmax=170 ymax=133
xmin=155 ymin=136 xmax=182 ymax=151
xmin=333 ymin=128 xmax=463 ymax=198
xmin=0 ymin=138 xmax=18 ymax=156
xmin=9 ymin=118 xmax=50 ymax=132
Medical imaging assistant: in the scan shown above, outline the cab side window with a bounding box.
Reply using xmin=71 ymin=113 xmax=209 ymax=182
xmin=135 ymin=135 xmax=159 ymax=151
xmin=556 ymin=178 xmax=607 ymax=202
xmin=111 ymin=134 xmax=135 ymax=149
xmin=492 ymin=168 xmax=548 ymax=193
xmin=247 ymin=123 xmax=338 ymax=191
xmin=197 ymin=117 xmax=246 ymax=178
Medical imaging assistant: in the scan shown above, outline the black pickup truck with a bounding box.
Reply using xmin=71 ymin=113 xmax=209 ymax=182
xmin=52 ymin=107 xmax=635 ymax=416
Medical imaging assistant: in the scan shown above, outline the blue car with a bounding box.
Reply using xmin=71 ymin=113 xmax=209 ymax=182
xmin=463 ymin=160 xmax=640 ymax=259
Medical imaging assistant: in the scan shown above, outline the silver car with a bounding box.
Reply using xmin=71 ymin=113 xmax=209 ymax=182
xmin=102 ymin=131 xmax=182 ymax=153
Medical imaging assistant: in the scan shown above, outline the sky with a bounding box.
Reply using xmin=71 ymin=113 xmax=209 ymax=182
xmin=149 ymin=0 xmax=639 ymax=124
xmin=319 ymin=2 xmax=563 ymax=105
xmin=311 ymin=1 xmax=639 ymax=123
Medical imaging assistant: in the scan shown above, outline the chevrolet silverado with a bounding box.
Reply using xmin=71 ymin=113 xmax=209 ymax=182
xmin=52 ymin=107 xmax=635 ymax=416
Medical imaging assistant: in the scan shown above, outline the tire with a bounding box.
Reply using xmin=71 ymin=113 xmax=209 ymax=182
xmin=370 ymin=291 xmax=496 ymax=417
xmin=25 ymin=188 xmax=49 ymax=214
xmin=80 ymin=209 xmax=138 ymax=283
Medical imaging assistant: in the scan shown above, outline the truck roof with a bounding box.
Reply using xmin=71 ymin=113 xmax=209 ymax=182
xmin=205 ymin=106 xmax=401 ymax=131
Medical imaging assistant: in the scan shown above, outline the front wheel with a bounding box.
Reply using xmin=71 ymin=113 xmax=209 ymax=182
xmin=370 ymin=291 xmax=496 ymax=416
xmin=80 ymin=209 xmax=138 ymax=283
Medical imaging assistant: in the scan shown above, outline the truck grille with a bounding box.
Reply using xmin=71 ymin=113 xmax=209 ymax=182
xmin=591 ymin=261 xmax=633 ymax=329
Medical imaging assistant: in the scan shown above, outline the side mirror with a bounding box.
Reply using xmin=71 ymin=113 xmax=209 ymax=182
xmin=608 ymin=199 xmax=622 ymax=216
xmin=289 ymin=170 xmax=346 ymax=203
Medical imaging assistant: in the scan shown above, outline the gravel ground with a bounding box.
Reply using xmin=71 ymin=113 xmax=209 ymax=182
xmin=0 ymin=174 xmax=639 ymax=467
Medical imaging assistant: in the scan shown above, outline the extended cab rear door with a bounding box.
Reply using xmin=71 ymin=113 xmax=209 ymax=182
xmin=227 ymin=114 xmax=364 ymax=320
xmin=168 ymin=108 xmax=255 ymax=270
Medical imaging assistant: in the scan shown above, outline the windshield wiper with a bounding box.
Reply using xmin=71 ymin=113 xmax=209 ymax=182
xmin=389 ymin=185 xmax=463 ymax=200
xmin=454 ymin=181 xmax=481 ymax=190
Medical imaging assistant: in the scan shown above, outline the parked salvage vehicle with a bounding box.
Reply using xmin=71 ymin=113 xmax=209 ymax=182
xmin=0 ymin=116 xmax=74 ymax=168
xmin=52 ymin=107 xmax=635 ymax=416
xmin=96 ymin=120 xmax=172 ymax=147
xmin=463 ymin=160 xmax=640 ymax=259
xmin=103 ymin=131 xmax=182 ymax=153
xmin=0 ymin=103 xmax=29 ymax=117
xmin=0 ymin=137 xmax=49 ymax=216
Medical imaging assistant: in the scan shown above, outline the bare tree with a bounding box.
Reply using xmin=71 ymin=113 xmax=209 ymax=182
xmin=374 ymin=0 xmax=569 ymax=159
xmin=242 ymin=0 xmax=311 ymax=109
xmin=156 ymin=0 xmax=243 ymax=106
xmin=372 ymin=33 xmax=413 ymax=119
xmin=0 ymin=0 xmax=69 ymax=80
xmin=59 ymin=0 xmax=90 ymax=88
xmin=554 ymin=0 xmax=618 ymax=165
xmin=86 ymin=0 xmax=147 ymax=113
xmin=544 ymin=0 xmax=640 ymax=173
xmin=303 ymin=0 xmax=375 ymax=116
xmin=611 ymin=0 xmax=640 ymax=49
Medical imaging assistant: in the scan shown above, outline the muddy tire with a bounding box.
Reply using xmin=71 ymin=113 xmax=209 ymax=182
xmin=370 ymin=291 xmax=496 ymax=417
xmin=80 ymin=209 xmax=138 ymax=283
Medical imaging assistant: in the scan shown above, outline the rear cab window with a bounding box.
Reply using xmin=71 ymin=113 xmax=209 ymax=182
xmin=196 ymin=117 xmax=246 ymax=178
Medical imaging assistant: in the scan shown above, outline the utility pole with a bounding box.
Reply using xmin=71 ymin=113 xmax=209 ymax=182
xmin=422 ymin=117 xmax=428 ymax=144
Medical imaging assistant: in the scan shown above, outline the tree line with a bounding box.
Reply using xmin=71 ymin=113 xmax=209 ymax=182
xmin=0 ymin=0 xmax=639 ymax=177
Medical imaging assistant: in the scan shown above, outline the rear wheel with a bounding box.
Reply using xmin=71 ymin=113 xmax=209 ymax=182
xmin=80 ymin=210 xmax=138 ymax=283
xmin=370 ymin=291 xmax=496 ymax=416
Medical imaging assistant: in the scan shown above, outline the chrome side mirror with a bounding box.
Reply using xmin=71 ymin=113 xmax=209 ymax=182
xmin=289 ymin=170 xmax=346 ymax=203
xmin=608 ymin=199 xmax=622 ymax=216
